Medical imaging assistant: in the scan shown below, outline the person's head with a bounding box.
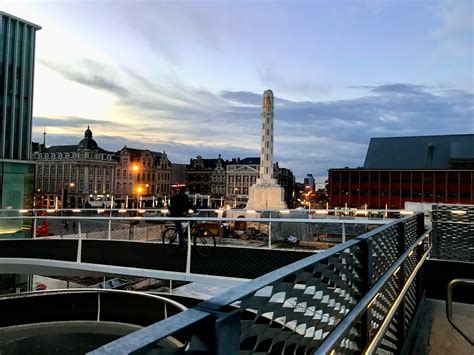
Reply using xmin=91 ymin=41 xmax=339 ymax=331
xmin=178 ymin=186 xmax=187 ymax=195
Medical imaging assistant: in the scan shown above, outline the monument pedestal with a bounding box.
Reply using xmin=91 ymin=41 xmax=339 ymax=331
xmin=246 ymin=181 xmax=287 ymax=210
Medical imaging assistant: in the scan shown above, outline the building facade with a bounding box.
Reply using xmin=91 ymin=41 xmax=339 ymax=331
xmin=329 ymin=135 xmax=474 ymax=208
xmin=211 ymin=155 xmax=226 ymax=198
xmin=0 ymin=11 xmax=41 ymax=293
xmin=0 ymin=12 xmax=40 ymax=214
xmin=34 ymin=127 xmax=116 ymax=208
xmin=226 ymin=157 xmax=259 ymax=199
xmin=304 ymin=174 xmax=315 ymax=192
xmin=185 ymin=156 xmax=213 ymax=195
xmin=115 ymin=147 xmax=171 ymax=207
xmin=226 ymin=157 xmax=295 ymax=207
xmin=274 ymin=164 xmax=296 ymax=207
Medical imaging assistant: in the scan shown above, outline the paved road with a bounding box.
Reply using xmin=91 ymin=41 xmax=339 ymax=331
xmin=47 ymin=219 xmax=135 ymax=236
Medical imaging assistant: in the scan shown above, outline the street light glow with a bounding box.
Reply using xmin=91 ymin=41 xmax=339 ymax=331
xmin=136 ymin=186 xmax=144 ymax=194
xmin=132 ymin=164 xmax=140 ymax=172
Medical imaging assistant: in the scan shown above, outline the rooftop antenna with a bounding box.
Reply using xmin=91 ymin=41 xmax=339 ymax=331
xmin=43 ymin=125 xmax=46 ymax=146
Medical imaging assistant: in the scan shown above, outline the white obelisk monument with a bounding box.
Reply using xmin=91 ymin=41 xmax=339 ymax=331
xmin=246 ymin=90 xmax=287 ymax=210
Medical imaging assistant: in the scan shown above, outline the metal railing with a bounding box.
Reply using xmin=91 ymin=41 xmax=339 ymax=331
xmin=89 ymin=213 xmax=426 ymax=354
xmin=0 ymin=288 xmax=187 ymax=322
xmin=446 ymin=279 xmax=474 ymax=345
xmin=0 ymin=211 xmax=395 ymax=288
xmin=432 ymin=204 xmax=474 ymax=262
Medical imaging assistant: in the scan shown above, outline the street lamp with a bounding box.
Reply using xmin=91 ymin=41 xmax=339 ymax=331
xmin=130 ymin=163 xmax=141 ymax=208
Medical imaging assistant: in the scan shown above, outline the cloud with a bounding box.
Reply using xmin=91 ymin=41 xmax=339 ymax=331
xmin=39 ymin=58 xmax=129 ymax=96
xmin=33 ymin=116 xmax=122 ymax=129
xmin=34 ymin=57 xmax=474 ymax=179
xmin=349 ymin=83 xmax=428 ymax=95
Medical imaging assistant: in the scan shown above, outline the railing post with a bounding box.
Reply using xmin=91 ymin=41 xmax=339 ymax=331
xmin=108 ymin=210 xmax=112 ymax=240
xmin=360 ymin=238 xmax=373 ymax=349
xmin=268 ymin=215 xmax=272 ymax=249
xmin=342 ymin=223 xmax=346 ymax=243
xmin=186 ymin=219 xmax=192 ymax=274
xmin=33 ymin=210 xmax=37 ymax=238
xmin=77 ymin=220 xmax=82 ymax=262
xmin=431 ymin=206 xmax=439 ymax=259
xmin=397 ymin=221 xmax=407 ymax=350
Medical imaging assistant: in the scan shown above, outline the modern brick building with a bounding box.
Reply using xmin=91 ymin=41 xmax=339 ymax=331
xmin=329 ymin=134 xmax=474 ymax=208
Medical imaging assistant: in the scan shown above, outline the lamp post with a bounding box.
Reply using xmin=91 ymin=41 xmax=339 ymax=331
xmin=130 ymin=163 xmax=141 ymax=209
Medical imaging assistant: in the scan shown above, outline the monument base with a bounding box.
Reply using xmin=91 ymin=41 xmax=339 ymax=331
xmin=246 ymin=182 xmax=287 ymax=210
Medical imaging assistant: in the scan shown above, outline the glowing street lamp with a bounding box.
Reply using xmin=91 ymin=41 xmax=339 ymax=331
xmin=131 ymin=164 xmax=140 ymax=172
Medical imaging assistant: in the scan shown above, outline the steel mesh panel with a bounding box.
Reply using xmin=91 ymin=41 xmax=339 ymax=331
xmin=404 ymin=279 xmax=417 ymax=334
xmin=368 ymin=224 xmax=401 ymax=285
xmin=237 ymin=245 xmax=364 ymax=353
xmin=432 ymin=205 xmax=474 ymax=262
xmin=403 ymin=216 xmax=419 ymax=248
xmin=404 ymin=250 xmax=418 ymax=278
xmin=375 ymin=311 xmax=400 ymax=355
xmin=367 ymin=272 xmax=400 ymax=343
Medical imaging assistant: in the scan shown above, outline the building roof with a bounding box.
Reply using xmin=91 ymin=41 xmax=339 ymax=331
xmin=0 ymin=11 xmax=42 ymax=30
xmin=120 ymin=147 xmax=167 ymax=162
xmin=363 ymin=134 xmax=474 ymax=169
xmin=228 ymin=157 xmax=260 ymax=165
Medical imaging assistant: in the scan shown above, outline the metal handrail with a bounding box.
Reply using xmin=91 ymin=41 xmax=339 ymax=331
xmin=316 ymin=227 xmax=431 ymax=353
xmin=0 ymin=208 xmax=416 ymax=213
xmin=446 ymin=278 xmax=474 ymax=345
xmin=364 ymin=243 xmax=431 ymax=354
xmin=0 ymin=215 xmax=391 ymax=224
xmin=89 ymin=308 xmax=211 ymax=355
xmin=0 ymin=288 xmax=187 ymax=312
xmin=200 ymin=218 xmax=402 ymax=311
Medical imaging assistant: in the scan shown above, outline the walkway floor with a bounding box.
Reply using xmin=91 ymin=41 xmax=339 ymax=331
xmin=412 ymin=298 xmax=473 ymax=354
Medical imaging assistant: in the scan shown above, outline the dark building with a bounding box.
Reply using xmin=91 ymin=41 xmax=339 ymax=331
xmin=329 ymin=134 xmax=474 ymax=208
xmin=273 ymin=163 xmax=296 ymax=207
xmin=185 ymin=155 xmax=216 ymax=195
xmin=0 ymin=12 xmax=40 ymax=216
xmin=0 ymin=12 xmax=40 ymax=293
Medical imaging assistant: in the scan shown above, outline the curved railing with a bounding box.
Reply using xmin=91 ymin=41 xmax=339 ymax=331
xmin=0 ymin=288 xmax=187 ymax=329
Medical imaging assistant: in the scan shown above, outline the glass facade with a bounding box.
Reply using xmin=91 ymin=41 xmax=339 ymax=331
xmin=0 ymin=12 xmax=39 ymax=161
xmin=0 ymin=12 xmax=40 ymax=294
xmin=0 ymin=160 xmax=34 ymax=235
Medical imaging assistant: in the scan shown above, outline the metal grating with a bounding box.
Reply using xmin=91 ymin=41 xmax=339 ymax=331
xmin=432 ymin=205 xmax=474 ymax=262
xmin=238 ymin=245 xmax=363 ymax=353
xmin=368 ymin=224 xmax=401 ymax=285
xmin=88 ymin=214 xmax=427 ymax=354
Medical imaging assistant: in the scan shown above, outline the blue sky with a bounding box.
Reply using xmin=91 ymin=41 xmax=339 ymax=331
xmin=3 ymin=0 xmax=473 ymax=180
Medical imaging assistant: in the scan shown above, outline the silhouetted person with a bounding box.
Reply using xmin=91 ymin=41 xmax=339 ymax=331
xmin=169 ymin=187 xmax=196 ymax=247
xmin=72 ymin=221 xmax=77 ymax=233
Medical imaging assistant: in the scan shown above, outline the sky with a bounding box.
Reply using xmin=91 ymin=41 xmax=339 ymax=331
xmin=2 ymin=0 xmax=473 ymax=181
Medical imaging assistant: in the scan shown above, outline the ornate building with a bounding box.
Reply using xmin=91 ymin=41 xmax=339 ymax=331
xmin=211 ymin=155 xmax=227 ymax=198
xmin=34 ymin=127 xmax=116 ymax=208
xmin=226 ymin=157 xmax=259 ymax=198
xmin=115 ymin=147 xmax=171 ymax=207
xmin=226 ymin=157 xmax=295 ymax=208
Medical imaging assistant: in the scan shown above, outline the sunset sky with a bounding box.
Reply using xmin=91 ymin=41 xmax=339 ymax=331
xmin=2 ymin=0 xmax=473 ymax=180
